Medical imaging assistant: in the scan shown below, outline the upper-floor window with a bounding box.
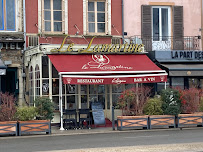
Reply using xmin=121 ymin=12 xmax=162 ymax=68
xmin=88 ymin=1 xmax=106 ymax=34
xmin=42 ymin=0 xmax=64 ymax=33
xmin=84 ymin=0 xmax=111 ymax=35
xmin=142 ymin=5 xmax=183 ymax=51
xmin=152 ymin=6 xmax=171 ymax=41
xmin=0 ymin=0 xmax=16 ymax=31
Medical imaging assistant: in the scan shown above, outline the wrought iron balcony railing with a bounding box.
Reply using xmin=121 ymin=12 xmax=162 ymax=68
xmin=127 ymin=36 xmax=201 ymax=51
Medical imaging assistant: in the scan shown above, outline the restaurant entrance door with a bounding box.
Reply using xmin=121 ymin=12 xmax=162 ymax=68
xmin=65 ymin=84 xmax=106 ymax=111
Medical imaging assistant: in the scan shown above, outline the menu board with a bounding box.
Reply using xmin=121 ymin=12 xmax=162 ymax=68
xmin=91 ymin=102 xmax=105 ymax=125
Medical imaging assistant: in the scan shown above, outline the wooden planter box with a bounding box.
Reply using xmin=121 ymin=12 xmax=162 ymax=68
xmin=117 ymin=115 xmax=149 ymax=131
xmin=149 ymin=115 xmax=176 ymax=129
xmin=177 ymin=113 xmax=203 ymax=128
xmin=18 ymin=120 xmax=51 ymax=136
xmin=0 ymin=121 xmax=18 ymax=136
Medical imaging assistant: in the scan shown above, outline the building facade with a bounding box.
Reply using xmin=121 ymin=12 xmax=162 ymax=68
xmin=24 ymin=0 xmax=202 ymax=126
xmin=24 ymin=0 xmax=168 ymax=126
xmin=25 ymin=0 xmax=125 ymax=123
xmin=123 ymin=0 xmax=203 ymax=92
xmin=0 ymin=0 xmax=25 ymax=105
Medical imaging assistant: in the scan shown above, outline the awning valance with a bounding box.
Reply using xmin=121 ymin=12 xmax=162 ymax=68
xmin=161 ymin=64 xmax=203 ymax=76
xmin=48 ymin=54 xmax=167 ymax=84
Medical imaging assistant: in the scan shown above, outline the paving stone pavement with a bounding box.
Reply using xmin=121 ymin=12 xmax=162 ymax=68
xmin=36 ymin=142 xmax=203 ymax=152
xmin=45 ymin=127 xmax=203 ymax=152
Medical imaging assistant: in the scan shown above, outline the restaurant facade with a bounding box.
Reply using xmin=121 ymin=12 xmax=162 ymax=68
xmin=24 ymin=0 xmax=203 ymax=129
xmin=24 ymin=39 xmax=167 ymax=127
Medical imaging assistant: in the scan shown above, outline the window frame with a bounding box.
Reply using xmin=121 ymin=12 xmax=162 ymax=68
xmin=87 ymin=0 xmax=107 ymax=35
xmin=29 ymin=66 xmax=34 ymax=106
xmin=35 ymin=64 xmax=40 ymax=97
xmin=0 ymin=0 xmax=16 ymax=31
xmin=42 ymin=0 xmax=65 ymax=34
xmin=151 ymin=6 xmax=171 ymax=41
xmin=84 ymin=0 xmax=111 ymax=35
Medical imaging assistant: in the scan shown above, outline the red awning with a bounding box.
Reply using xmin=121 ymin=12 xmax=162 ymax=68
xmin=48 ymin=54 xmax=167 ymax=84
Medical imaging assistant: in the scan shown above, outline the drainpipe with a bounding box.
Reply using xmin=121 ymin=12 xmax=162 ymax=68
xmin=23 ymin=0 xmax=26 ymax=51
xmin=22 ymin=0 xmax=26 ymax=106
xmin=202 ymin=0 xmax=203 ymax=50
xmin=122 ymin=0 xmax=124 ymax=44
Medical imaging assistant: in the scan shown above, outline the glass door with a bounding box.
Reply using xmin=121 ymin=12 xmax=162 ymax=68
xmin=152 ymin=7 xmax=171 ymax=50
xmin=66 ymin=84 xmax=78 ymax=110
xmin=89 ymin=85 xmax=105 ymax=109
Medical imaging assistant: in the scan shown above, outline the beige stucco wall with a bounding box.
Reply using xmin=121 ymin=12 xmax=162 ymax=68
xmin=124 ymin=0 xmax=201 ymax=38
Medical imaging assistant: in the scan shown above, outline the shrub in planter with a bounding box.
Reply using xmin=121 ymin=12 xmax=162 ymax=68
xmin=161 ymin=88 xmax=181 ymax=116
xmin=16 ymin=106 xmax=51 ymax=136
xmin=34 ymin=97 xmax=54 ymax=120
xmin=0 ymin=92 xmax=18 ymax=136
xmin=0 ymin=92 xmax=17 ymax=121
xmin=15 ymin=106 xmax=37 ymax=121
xmin=143 ymin=96 xmax=163 ymax=115
xmin=179 ymin=88 xmax=202 ymax=114
xmin=117 ymin=86 xmax=152 ymax=116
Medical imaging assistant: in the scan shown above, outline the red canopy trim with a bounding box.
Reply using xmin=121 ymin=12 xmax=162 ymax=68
xmin=62 ymin=74 xmax=167 ymax=85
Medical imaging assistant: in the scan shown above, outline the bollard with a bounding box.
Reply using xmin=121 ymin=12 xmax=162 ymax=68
xmin=112 ymin=106 xmax=115 ymax=130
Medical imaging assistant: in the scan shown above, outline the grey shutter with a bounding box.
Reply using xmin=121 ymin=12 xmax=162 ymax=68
xmin=141 ymin=5 xmax=152 ymax=51
xmin=173 ymin=6 xmax=184 ymax=50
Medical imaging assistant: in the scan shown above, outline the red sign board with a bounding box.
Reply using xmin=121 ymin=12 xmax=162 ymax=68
xmin=63 ymin=75 xmax=167 ymax=85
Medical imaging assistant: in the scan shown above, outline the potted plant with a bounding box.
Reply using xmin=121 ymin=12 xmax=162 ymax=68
xmin=16 ymin=97 xmax=53 ymax=136
xmin=177 ymin=88 xmax=203 ymax=128
xmin=144 ymin=95 xmax=176 ymax=129
xmin=117 ymin=86 xmax=152 ymax=130
xmin=0 ymin=92 xmax=18 ymax=136
xmin=34 ymin=97 xmax=54 ymax=120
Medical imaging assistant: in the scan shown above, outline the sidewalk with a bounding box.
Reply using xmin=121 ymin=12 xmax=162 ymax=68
xmin=51 ymin=126 xmax=118 ymax=136
xmin=50 ymin=125 xmax=185 ymax=137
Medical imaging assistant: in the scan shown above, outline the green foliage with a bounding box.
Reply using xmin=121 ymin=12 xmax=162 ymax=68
xmin=15 ymin=106 xmax=37 ymax=121
xmin=161 ymin=88 xmax=181 ymax=116
xmin=143 ymin=97 xmax=163 ymax=115
xmin=34 ymin=97 xmax=54 ymax=120
xmin=199 ymin=97 xmax=203 ymax=112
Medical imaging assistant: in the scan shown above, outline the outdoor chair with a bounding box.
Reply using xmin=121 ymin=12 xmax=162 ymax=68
xmin=78 ymin=109 xmax=92 ymax=129
xmin=63 ymin=109 xmax=77 ymax=129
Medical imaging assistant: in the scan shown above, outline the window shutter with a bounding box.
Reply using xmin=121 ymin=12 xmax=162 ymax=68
xmin=141 ymin=5 xmax=152 ymax=51
xmin=62 ymin=0 xmax=65 ymax=33
xmin=173 ymin=6 xmax=184 ymax=50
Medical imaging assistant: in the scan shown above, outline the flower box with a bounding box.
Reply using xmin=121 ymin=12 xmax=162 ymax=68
xmin=18 ymin=120 xmax=51 ymax=136
xmin=0 ymin=121 xmax=18 ymax=136
xmin=177 ymin=113 xmax=203 ymax=128
xmin=149 ymin=115 xmax=176 ymax=129
xmin=117 ymin=115 xmax=149 ymax=131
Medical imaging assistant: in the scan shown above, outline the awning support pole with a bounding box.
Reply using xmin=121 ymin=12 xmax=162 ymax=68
xmin=59 ymin=74 xmax=64 ymax=130
xmin=164 ymin=82 xmax=167 ymax=90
